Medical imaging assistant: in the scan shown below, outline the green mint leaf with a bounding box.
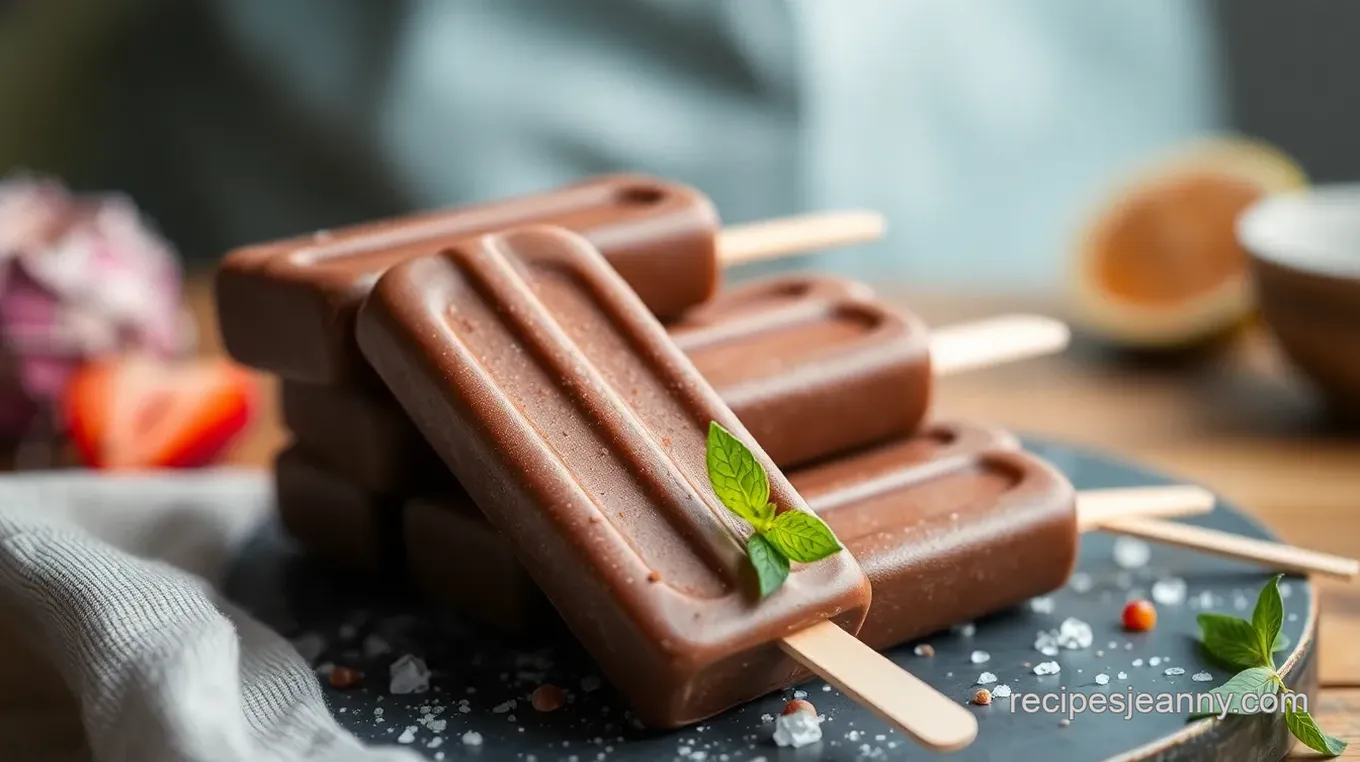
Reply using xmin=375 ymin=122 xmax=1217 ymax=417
xmin=1198 ymin=613 xmax=1269 ymax=670
xmin=1286 ymin=710 xmax=1348 ymax=756
xmin=1187 ymin=666 xmax=1277 ymax=718
xmin=1274 ymin=631 xmax=1291 ymax=653
xmin=764 ymin=510 xmax=843 ymax=563
xmin=706 ymin=422 xmax=772 ymax=530
xmin=747 ymin=534 xmax=790 ymax=598
xmin=1252 ymin=575 xmax=1285 ymax=666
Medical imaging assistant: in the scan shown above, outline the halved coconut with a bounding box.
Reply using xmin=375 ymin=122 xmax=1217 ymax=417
xmin=1071 ymin=138 xmax=1307 ymax=349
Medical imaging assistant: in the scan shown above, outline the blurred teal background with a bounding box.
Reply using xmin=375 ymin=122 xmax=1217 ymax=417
xmin=0 ymin=0 xmax=1354 ymax=289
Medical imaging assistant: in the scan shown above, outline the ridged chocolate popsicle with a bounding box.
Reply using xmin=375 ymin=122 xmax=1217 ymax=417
xmin=217 ymin=174 xmax=883 ymax=385
xmin=355 ymin=225 xmax=976 ymax=746
xmin=283 ymin=273 xmax=1066 ymax=489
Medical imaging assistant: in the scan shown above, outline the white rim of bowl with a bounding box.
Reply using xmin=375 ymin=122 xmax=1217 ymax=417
xmin=1237 ymin=184 xmax=1360 ymax=280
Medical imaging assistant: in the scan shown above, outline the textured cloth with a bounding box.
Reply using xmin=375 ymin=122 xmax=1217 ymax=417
xmin=0 ymin=468 xmax=420 ymax=762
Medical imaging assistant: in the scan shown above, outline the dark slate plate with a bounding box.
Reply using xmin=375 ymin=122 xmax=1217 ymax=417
xmin=225 ymin=438 xmax=1317 ymax=761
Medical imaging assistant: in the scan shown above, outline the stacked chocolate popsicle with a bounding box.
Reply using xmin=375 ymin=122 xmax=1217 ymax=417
xmin=214 ymin=175 xmax=1171 ymax=746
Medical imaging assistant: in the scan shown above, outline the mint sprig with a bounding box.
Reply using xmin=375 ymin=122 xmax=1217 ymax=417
xmin=706 ymin=422 xmax=843 ymax=597
xmin=1190 ymin=575 xmax=1345 ymax=756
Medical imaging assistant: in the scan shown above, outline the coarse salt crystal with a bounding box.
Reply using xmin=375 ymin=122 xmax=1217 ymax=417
xmin=1113 ymin=538 xmax=1151 ymax=569
xmin=1192 ymin=672 xmax=1213 ymax=682
xmin=1149 ymin=657 xmax=1162 ymax=667
xmin=1057 ymin=618 xmax=1093 ymax=650
xmin=1095 ymin=673 xmax=1110 ymax=685
xmin=493 ymin=700 xmax=516 ymax=714
xmin=1034 ymin=662 xmax=1061 ymax=676
xmin=953 ymin=623 xmax=977 ymax=638
xmin=581 ymin=675 xmax=602 ymax=693
xmin=1029 ymin=596 xmax=1055 ymax=614
xmin=772 ymin=709 xmax=822 ymax=748
xmin=1151 ymin=577 xmax=1187 ymax=606
xmin=1132 ymin=659 xmax=1144 ymax=667
xmin=389 ymin=655 xmax=430 ymax=695
xmin=1279 ymin=582 xmax=1292 ymax=599
xmin=760 ymin=714 xmax=774 ymax=723
xmin=1165 ymin=667 xmax=1185 ymax=676
xmin=1117 ymin=672 xmax=1128 ymax=680
xmin=976 ymin=672 xmax=997 ymax=685
xmin=1069 ymin=572 xmax=1093 ymax=593
xmin=970 ymin=651 xmax=990 ymax=664
xmin=461 ymin=731 xmax=483 ymax=746
xmin=397 ymin=726 xmax=418 ymax=744
xmin=794 ymin=690 xmax=807 ymax=699
xmin=992 ymin=685 xmax=1012 ymax=698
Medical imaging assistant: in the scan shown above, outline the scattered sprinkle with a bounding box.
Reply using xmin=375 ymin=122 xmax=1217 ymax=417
xmin=913 ymin=644 xmax=935 ymax=658
xmin=1095 ymin=673 xmax=1110 ymax=685
xmin=461 ymin=731 xmax=483 ymax=747
xmin=970 ymin=651 xmax=990 ymax=664
xmin=1165 ymin=667 xmax=1185 ymax=676
xmin=531 ymin=684 xmax=566 ymax=712
xmin=976 ymin=672 xmax=997 ymax=685
xmin=1151 ymin=578 xmax=1187 ymax=607
xmin=973 ymin=689 xmax=992 ymax=706
xmin=992 ymin=684 xmax=1012 ymax=698
xmin=1192 ymin=672 xmax=1213 ymax=682
xmin=1034 ymin=661 xmax=1061 ymax=676
xmin=772 ymin=708 xmax=823 ymax=747
xmin=328 ymin=666 xmax=362 ymax=689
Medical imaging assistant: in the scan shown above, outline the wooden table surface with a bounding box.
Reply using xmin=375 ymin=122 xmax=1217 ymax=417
xmin=189 ymin=275 xmax=1360 ymax=758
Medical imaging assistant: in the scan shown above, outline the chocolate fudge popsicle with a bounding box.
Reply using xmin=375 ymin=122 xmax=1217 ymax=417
xmin=274 ymin=445 xmax=405 ymax=574
xmin=355 ymin=226 xmax=975 ymax=745
xmin=217 ymin=174 xmax=882 ymax=385
xmin=285 ymin=273 xmax=1064 ymax=489
xmin=283 ymin=273 xmax=930 ymax=486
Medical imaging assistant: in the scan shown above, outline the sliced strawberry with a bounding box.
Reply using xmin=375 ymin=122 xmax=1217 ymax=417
xmin=63 ymin=355 xmax=256 ymax=470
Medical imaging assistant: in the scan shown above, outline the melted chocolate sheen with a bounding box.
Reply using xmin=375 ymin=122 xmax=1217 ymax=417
xmin=354 ymin=226 xmax=869 ymax=728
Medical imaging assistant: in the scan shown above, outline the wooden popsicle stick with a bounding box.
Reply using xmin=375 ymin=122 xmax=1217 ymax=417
xmin=930 ymin=315 xmax=1071 ymax=376
xmin=1094 ymin=516 xmax=1360 ymax=580
xmin=770 ymin=487 xmax=1214 ymax=750
xmin=780 ymin=621 xmax=978 ymax=751
xmin=717 ymin=211 xmax=886 ymax=266
xmin=1076 ymin=485 xmax=1216 ymax=531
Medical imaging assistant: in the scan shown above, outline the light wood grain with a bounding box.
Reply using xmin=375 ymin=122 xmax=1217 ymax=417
xmin=716 ymin=211 xmax=885 ymax=266
xmin=779 ymin=621 xmax=978 ymax=751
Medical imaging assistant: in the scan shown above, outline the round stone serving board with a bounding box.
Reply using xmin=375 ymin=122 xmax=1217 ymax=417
xmin=226 ymin=438 xmax=1318 ymax=762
